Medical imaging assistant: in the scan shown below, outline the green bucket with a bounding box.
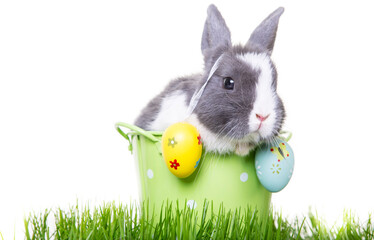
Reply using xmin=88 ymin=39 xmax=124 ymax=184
xmin=116 ymin=122 xmax=272 ymax=214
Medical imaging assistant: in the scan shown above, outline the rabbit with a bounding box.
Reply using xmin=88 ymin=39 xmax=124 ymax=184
xmin=135 ymin=4 xmax=286 ymax=156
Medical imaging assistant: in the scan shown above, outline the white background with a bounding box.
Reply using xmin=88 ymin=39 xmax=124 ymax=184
xmin=1 ymin=0 xmax=374 ymax=238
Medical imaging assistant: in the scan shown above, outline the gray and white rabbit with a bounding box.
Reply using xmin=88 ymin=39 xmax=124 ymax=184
xmin=135 ymin=5 xmax=286 ymax=156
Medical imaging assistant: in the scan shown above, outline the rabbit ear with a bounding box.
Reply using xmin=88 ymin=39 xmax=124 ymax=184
xmin=246 ymin=7 xmax=284 ymax=55
xmin=201 ymin=4 xmax=231 ymax=54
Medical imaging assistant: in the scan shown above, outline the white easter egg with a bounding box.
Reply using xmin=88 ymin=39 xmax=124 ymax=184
xmin=255 ymin=140 xmax=294 ymax=192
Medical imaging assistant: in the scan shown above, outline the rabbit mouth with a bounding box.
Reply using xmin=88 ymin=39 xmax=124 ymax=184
xmin=226 ymin=119 xmax=276 ymax=143
xmin=237 ymin=125 xmax=276 ymax=144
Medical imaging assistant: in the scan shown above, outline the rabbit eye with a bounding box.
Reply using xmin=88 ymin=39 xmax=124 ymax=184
xmin=223 ymin=77 xmax=234 ymax=90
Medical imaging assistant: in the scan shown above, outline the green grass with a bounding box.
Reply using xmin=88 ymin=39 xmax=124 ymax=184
xmin=24 ymin=201 xmax=374 ymax=240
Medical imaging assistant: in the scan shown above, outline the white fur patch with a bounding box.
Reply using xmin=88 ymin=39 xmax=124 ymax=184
xmin=237 ymin=53 xmax=277 ymax=139
xmin=148 ymin=91 xmax=189 ymax=131
xmin=186 ymin=114 xmax=236 ymax=154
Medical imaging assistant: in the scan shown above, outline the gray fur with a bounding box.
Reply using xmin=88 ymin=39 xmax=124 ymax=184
xmin=201 ymin=5 xmax=232 ymax=54
xmin=246 ymin=7 xmax=284 ymax=54
xmin=135 ymin=5 xmax=285 ymax=143
xmin=195 ymin=48 xmax=260 ymax=139
xmin=134 ymin=74 xmax=200 ymax=129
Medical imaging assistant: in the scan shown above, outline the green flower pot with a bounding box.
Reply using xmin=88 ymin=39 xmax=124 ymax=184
xmin=116 ymin=122 xmax=271 ymax=215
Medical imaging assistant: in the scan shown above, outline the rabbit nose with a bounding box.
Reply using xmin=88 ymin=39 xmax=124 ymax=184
xmin=256 ymin=114 xmax=270 ymax=122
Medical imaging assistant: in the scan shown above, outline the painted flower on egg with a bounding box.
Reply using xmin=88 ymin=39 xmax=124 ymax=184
xmin=169 ymin=159 xmax=180 ymax=170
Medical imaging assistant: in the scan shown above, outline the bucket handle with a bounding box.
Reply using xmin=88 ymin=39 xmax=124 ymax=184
xmin=115 ymin=122 xmax=160 ymax=152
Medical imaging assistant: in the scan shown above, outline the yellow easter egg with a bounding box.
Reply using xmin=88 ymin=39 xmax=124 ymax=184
xmin=161 ymin=122 xmax=203 ymax=178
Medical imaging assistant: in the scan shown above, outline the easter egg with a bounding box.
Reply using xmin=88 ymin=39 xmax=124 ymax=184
xmin=255 ymin=140 xmax=294 ymax=192
xmin=161 ymin=122 xmax=203 ymax=178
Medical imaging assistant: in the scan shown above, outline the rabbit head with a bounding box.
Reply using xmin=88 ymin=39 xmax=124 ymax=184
xmin=191 ymin=5 xmax=286 ymax=151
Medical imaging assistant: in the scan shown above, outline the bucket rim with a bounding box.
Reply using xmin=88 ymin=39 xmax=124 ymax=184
xmin=128 ymin=130 xmax=163 ymax=137
xmin=115 ymin=122 xmax=292 ymax=141
xmin=115 ymin=122 xmax=292 ymax=152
